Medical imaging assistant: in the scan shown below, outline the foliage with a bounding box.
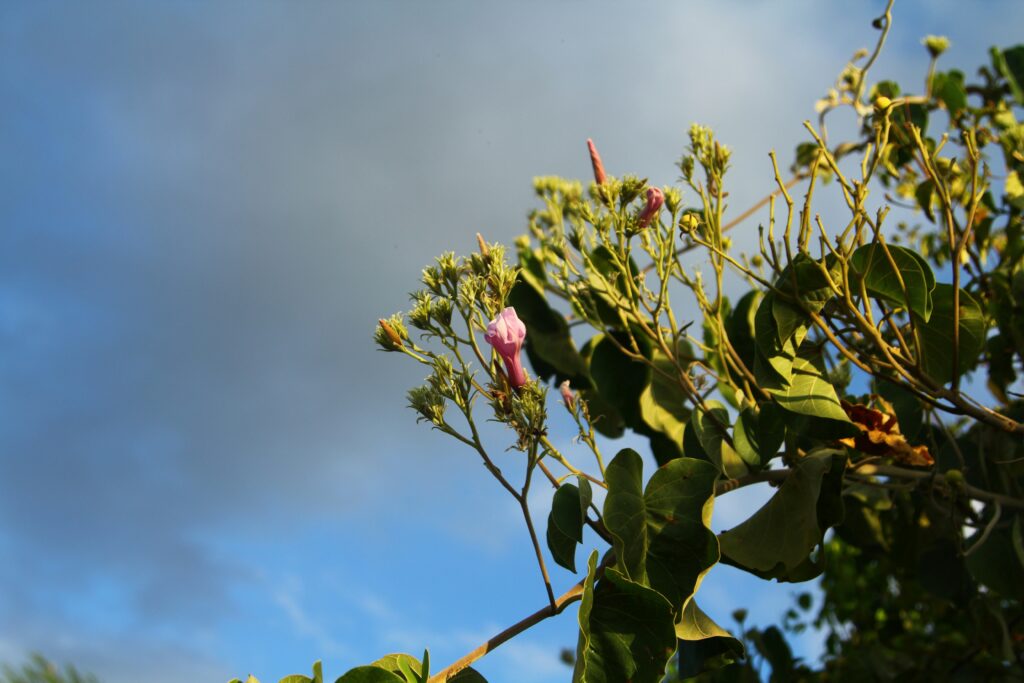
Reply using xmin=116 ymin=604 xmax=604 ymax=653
xmin=239 ymin=3 xmax=1024 ymax=682
xmin=1 ymin=654 xmax=98 ymax=683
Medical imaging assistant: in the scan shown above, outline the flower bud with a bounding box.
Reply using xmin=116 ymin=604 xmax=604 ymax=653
xmin=874 ymin=95 xmax=893 ymax=112
xmin=922 ymin=35 xmax=950 ymax=59
xmin=587 ymin=138 xmax=607 ymax=185
xmin=484 ymin=307 xmax=528 ymax=388
xmin=559 ymin=380 xmax=576 ymax=411
xmin=637 ymin=187 xmax=665 ymax=229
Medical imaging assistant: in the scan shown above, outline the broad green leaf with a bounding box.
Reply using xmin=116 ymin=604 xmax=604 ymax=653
xmin=334 ymin=667 xmax=405 ymax=683
xmin=643 ymin=457 xmax=720 ymax=608
xmin=603 ymin=449 xmax=648 ymax=582
xmin=916 ymin=284 xmax=986 ymax=386
xmin=724 ymin=290 xmax=762 ymax=376
xmin=992 ymin=45 xmax=1024 ymax=105
xmin=849 ymin=243 xmax=936 ymax=321
xmin=573 ymin=552 xmax=677 ymax=683
xmin=369 ymin=655 xmax=419 ymax=677
xmin=931 ymin=69 xmax=967 ymax=115
xmin=756 ymin=402 xmax=787 ymax=464
xmin=767 ymin=345 xmax=851 ymax=424
xmin=675 ymin=600 xmax=744 ymax=678
xmin=691 ymin=400 xmax=747 ymax=478
xmin=637 ymin=342 xmax=694 ymax=463
xmin=719 ymin=450 xmax=838 ymax=576
xmin=279 ymin=677 xmax=312 ymax=683
xmin=732 ymin=407 xmax=763 ymax=467
xmin=753 ymin=293 xmax=799 ymax=390
xmin=589 ymin=332 xmax=652 ymax=429
xmin=546 ymin=479 xmax=593 ymax=572
xmin=508 ymin=277 xmax=591 ymax=386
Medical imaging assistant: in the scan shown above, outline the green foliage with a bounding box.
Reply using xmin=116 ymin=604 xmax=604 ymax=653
xmin=352 ymin=12 xmax=1024 ymax=683
xmin=1 ymin=656 xmax=98 ymax=683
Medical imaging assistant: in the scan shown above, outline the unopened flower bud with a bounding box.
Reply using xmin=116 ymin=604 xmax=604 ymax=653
xmin=377 ymin=318 xmax=404 ymax=349
xmin=874 ymin=95 xmax=893 ymax=112
xmin=637 ymin=187 xmax=665 ymax=229
xmin=587 ymin=138 xmax=607 ymax=185
xmin=559 ymin=380 xmax=576 ymax=411
xmin=484 ymin=307 xmax=528 ymax=388
xmin=922 ymin=35 xmax=950 ymax=59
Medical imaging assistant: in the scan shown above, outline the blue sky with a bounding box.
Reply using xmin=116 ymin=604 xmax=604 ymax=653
xmin=1 ymin=2 xmax=1022 ymax=682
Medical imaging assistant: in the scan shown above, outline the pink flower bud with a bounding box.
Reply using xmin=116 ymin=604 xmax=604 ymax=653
xmin=559 ymin=380 xmax=576 ymax=410
xmin=484 ymin=307 xmax=528 ymax=388
xmin=637 ymin=187 xmax=665 ymax=229
xmin=587 ymin=138 xmax=607 ymax=186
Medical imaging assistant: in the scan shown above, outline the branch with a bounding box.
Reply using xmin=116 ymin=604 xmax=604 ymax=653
xmin=427 ymin=553 xmax=614 ymax=683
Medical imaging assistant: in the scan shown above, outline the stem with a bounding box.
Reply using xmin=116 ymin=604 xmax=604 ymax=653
xmin=427 ymin=553 xmax=614 ymax=683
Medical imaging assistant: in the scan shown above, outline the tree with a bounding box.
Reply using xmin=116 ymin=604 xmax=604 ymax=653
xmin=239 ymin=3 xmax=1024 ymax=681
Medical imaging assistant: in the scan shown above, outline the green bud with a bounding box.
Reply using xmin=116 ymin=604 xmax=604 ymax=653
xmin=407 ymin=385 xmax=446 ymax=426
xmin=922 ymin=35 xmax=950 ymax=59
xmin=944 ymin=468 xmax=965 ymax=488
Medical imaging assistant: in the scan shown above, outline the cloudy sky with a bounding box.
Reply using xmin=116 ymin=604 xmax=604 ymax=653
xmin=1 ymin=2 xmax=1022 ymax=682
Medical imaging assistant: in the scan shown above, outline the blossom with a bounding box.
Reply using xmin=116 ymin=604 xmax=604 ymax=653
xmin=485 ymin=307 xmax=528 ymax=388
xmin=559 ymin=380 xmax=576 ymax=411
xmin=587 ymin=138 xmax=607 ymax=185
xmin=637 ymin=187 xmax=665 ymax=229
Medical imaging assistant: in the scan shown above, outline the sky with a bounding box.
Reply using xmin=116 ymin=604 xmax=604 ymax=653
xmin=1 ymin=2 xmax=1022 ymax=682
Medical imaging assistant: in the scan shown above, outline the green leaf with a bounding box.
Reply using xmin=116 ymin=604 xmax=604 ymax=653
xmin=603 ymin=449 xmax=648 ymax=583
xmin=448 ymin=669 xmax=488 ymax=683
xmin=643 ymin=457 xmax=721 ymax=608
xmin=992 ymin=45 xmax=1024 ymax=105
xmin=850 ymin=243 xmax=936 ymax=321
xmin=369 ymin=655 xmax=419 ymax=677
xmin=279 ymin=677 xmax=312 ymax=683
xmin=334 ymin=667 xmax=405 ymax=683
xmin=637 ymin=341 xmax=694 ymax=463
xmin=756 ymin=626 xmax=794 ymax=679
xmin=732 ymin=407 xmax=763 ymax=467
xmin=753 ymin=293 xmax=799 ymax=390
xmin=719 ymin=450 xmax=840 ymax=577
xmin=573 ymin=552 xmax=677 ymax=683
xmin=931 ymin=69 xmax=967 ymax=115
xmin=547 ymin=479 xmax=593 ymax=572
xmin=589 ymin=332 xmax=652 ymax=429
xmin=767 ymin=345 xmax=851 ymax=425
xmin=691 ymin=400 xmax=747 ymax=478
xmin=675 ymin=600 xmax=744 ymax=678
xmin=916 ymin=284 xmax=987 ymax=386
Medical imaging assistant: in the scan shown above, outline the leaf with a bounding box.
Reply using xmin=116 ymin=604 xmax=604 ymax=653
xmin=916 ymin=284 xmax=987 ymax=386
xmin=691 ymin=400 xmax=747 ymax=478
xmin=448 ymin=669 xmax=488 ymax=683
xmin=589 ymin=332 xmax=652 ymax=429
xmin=733 ymin=407 xmax=764 ymax=467
xmin=755 ymin=626 xmax=794 ymax=679
xmin=992 ymin=45 xmax=1024 ymax=105
xmin=573 ymin=552 xmax=677 ymax=683
xmin=767 ymin=345 xmax=852 ymax=426
xmin=643 ymin=457 xmax=721 ymax=609
xmin=849 ymin=243 xmax=936 ymax=321
xmin=679 ymin=602 xmax=745 ymax=675
xmin=637 ymin=342 xmax=694 ymax=463
xmin=603 ymin=449 xmax=648 ymax=582
xmin=547 ymin=478 xmax=593 ymax=572
xmin=279 ymin=677 xmax=312 ymax=683
xmin=369 ymin=655 xmax=419 ymax=677
xmin=719 ymin=450 xmax=839 ymax=577
xmin=334 ymin=667 xmax=405 ymax=683
xmin=931 ymin=69 xmax=967 ymax=115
